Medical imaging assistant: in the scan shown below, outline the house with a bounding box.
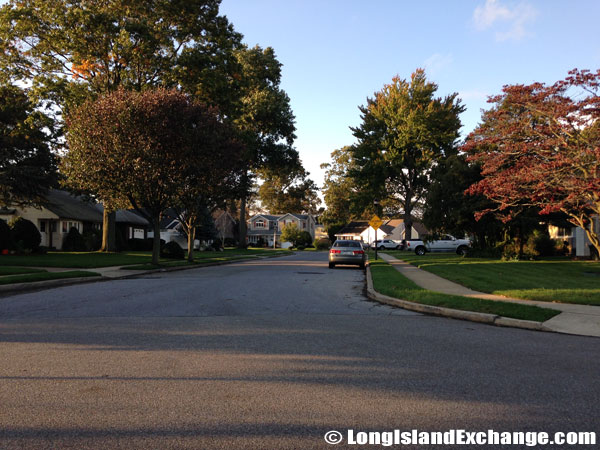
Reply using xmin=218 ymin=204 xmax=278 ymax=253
xmin=0 ymin=189 xmax=150 ymax=250
xmin=247 ymin=213 xmax=316 ymax=247
xmin=214 ymin=210 xmax=237 ymax=244
xmin=381 ymin=218 xmax=428 ymax=241
xmin=549 ymin=216 xmax=600 ymax=258
xmin=334 ymin=218 xmax=429 ymax=244
xmin=334 ymin=221 xmax=369 ymax=241
xmin=0 ymin=189 xmax=102 ymax=250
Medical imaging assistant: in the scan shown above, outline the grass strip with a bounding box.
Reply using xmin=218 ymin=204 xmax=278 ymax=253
xmin=0 ymin=271 xmax=101 ymax=285
xmin=384 ymin=251 xmax=600 ymax=306
xmin=0 ymin=267 xmax=46 ymax=276
xmin=0 ymin=249 xmax=290 ymax=269
xmin=369 ymin=259 xmax=560 ymax=322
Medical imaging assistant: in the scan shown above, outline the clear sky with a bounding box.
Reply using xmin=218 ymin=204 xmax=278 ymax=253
xmin=219 ymin=0 xmax=600 ymax=189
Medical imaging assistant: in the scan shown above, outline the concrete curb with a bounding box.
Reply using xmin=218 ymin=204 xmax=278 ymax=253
xmin=366 ymin=263 xmax=552 ymax=333
xmin=0 ymin=252 xmax=292 ymax=297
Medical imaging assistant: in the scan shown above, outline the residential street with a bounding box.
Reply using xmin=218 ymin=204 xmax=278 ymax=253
xmin=0 ymin=252 xmax=598 ymax=449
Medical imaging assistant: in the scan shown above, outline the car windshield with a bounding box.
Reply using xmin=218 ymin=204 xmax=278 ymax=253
xmin=333 ymin=241 xmax=362 ymax=248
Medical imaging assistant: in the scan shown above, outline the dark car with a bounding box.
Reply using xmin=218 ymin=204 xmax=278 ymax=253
xmin=329 ymin=240 xmax=366 ymax=269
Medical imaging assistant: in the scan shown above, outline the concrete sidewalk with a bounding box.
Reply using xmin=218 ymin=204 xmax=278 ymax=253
xmin=378 ymin=253 xmax=600 ymax=338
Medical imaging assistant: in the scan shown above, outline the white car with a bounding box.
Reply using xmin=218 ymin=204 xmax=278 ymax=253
xmin=370 ymin=239 xmax=403 ymax=250
xmin=406 ymin=235 xmax=471 ymax=255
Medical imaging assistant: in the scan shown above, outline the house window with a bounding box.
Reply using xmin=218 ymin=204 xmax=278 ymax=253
xmin=302 ymin=222 xmax=306 ymax=229
xmin=255 ymin=220 xmax=266 ymax=229
xmin=62 ymin=221 xmax=67 ymax=233
xmin=557 ymin=227 xmax=572 ymax=238
xmin=39 ymin=221 xmax=46 ymax=233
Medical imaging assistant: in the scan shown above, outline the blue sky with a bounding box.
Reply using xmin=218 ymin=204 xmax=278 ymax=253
xmin=2 ymin=0 xmax=598 ymax=191
xmin=219 ymin=0 xmax=600 ymax=188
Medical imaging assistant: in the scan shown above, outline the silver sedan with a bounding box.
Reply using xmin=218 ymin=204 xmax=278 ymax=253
xmin=328 ymin=240 xmax=366 ymax=269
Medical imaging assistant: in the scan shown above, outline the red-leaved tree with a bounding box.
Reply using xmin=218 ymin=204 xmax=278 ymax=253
xmin=463 ymin=69 xmax=600 ymax=256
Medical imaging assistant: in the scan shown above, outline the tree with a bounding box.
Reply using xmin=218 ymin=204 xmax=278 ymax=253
xmin=320 ymin=146 xmax=356 ymax=229
xmin=348 ymin=69 xmax=465 ymax=238
xmin=0 ymin=0 xmax=241 ymax=250
xmin=227 ymin=45 xmax=297 ymax=246
xmin=258 ymin=164 xmax=320 ymax=214
xmin=423 ymin=154 xmax=505 ymax=248
xmin=463 ymin=69 xmax=600 ymax=256
xmin=280 ymin=223 xmax=303 ymax=248
xmin=0 ymin=84 xmax=57 ymax=207
xmin=63 ymin=88 xmax=240 ymax=265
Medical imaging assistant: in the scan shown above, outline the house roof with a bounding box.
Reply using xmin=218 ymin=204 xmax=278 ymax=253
xmin=413 ymin=222 xmax=428 ymax=236
xmin=44 ymin=190 xmax=103 ymax=223
xmin=379 ymin=224 xmax=395 ymax=235
xmin=335 ymin=221 xmax=369 ymax=236
xmin=94 ymin=204 xmax=150 ymax=226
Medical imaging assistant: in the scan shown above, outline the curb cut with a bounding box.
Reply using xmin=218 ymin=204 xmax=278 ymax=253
xmin=366 ymin=263 xmax=552 ymax=333
xmin=0 ymin=252 xmax=293 ymax=297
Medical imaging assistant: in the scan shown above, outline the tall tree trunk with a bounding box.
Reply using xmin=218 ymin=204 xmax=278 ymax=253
xmin=403 ymin=209 xmax=413 ymax=240
xmin=518 ymin=223 xmax=524 ymax=259
xmin=101 ymin=208 xmax=116 ymax=252
xmin=238 ymin=194 xmax=247 ymax=248
xmin=152 ymin=212 xmax=161 ymax=265
xmin=187 ymin=225 xmax=196 ymax=262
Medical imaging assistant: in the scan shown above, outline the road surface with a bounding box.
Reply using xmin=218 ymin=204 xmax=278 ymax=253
xmin=0 ymin=252 xmax=598 ymax=449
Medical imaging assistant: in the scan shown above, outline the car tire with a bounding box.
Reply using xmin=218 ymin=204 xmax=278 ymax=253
xmin=379 ymin=245 xmax=385 ymax=250
xmin=329 ymin=262 xmax=335 ymax=269
xmin=457 ymin=245 xmax=468 ymax=256
xmin=415 ymin=246 xmax=426 ymax=256
xmin=395 ymin=245 xmax=401 ymax=250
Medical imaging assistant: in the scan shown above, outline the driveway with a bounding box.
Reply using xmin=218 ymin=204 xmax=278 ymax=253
xmin=0 ymin=252 xmax=598 ymax=449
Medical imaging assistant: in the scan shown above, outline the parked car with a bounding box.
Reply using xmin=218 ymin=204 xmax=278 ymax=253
xmin=370 ymin=239 xmax=403 ymax=250
xmin=329 ymin=240 xmax=366 ymax=269
xmin=405 ymin=234 xmax=471 ymax=255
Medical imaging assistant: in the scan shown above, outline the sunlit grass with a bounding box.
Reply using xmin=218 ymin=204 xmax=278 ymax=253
xmin=369 ymin=259 xmax=559 ymax=322
xmin=385 ymin=251 xmax=600 ymax=306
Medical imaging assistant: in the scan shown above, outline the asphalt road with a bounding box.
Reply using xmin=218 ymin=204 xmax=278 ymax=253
xmin=0 ymin=252 xmax=598 ymax=449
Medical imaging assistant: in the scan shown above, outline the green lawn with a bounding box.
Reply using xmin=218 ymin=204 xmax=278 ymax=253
xmin=385 ymin=251 xmax=600 ymax=306
xmin=0 ymin=248 xmax=289 ymax=269
xmin=369 ymin=259 xmax=560 ymax=322
xmin=0 ymin=267 xmax=46 ymax=276
xmin=0 ymin=270 xmax=100 ymax=285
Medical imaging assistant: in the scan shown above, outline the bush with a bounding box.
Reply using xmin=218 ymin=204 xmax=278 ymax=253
xmin=223 ymin=237 xmax=237 ymax=247
xmin=82 ymin=229 xmax=102 ymax=251
xmin=62 ymin=227 xmax=86 ymax=251
xmin=532 ymin=230 xmax=556 ymax=257
xmin=0 ymin=219 xmax=12 ymax=251
xmin=128 ymin=238 xmax=152 ymax=251
xmin=9 ymin=217 xmax=41 ymax=252
xmin=299 ymin=231 xmax=313 ymax=247
xmin=160 ymin=240 xmax=185 ymax=259
xmin=314 ymin=238 xmax=331 ymax=250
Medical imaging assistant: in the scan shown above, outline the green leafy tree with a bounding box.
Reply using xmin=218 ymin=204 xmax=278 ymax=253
xmin=349 ymin=69 xmax=464 ymax=239
xmin=320 ymin=146 xmax=357 ymax=229
xmin=280 ymin=223 xmax=303 ymax=248
xmin=258 ymin=164 xmax=320 ymax=214
xmin=0 ymin=84 xmax=57 ymax=207
xmin=63 ymin=88 xmax=238 ymax=265
xmin=423 ymin=154 xmax=505 ymax=248
xmin=227 ymin=45 xmax=298 ymax=246
xmin=0 ymin=0 xmax=241 ymax=250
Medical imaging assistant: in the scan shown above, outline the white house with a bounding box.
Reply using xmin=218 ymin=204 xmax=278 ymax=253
xmin=247 ymin=213 xmax=316 ymax=247
xmin=335 ymin=218 xmax=428 ymax=244
xmin=549 ymin=216 xmax=600 ymax=258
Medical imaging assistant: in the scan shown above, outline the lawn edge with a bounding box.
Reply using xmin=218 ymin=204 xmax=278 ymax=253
xmin=0 ymin=252 xmax=292 ymax=297
xmin=365 ymin=261 xmax=554 ymax=333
